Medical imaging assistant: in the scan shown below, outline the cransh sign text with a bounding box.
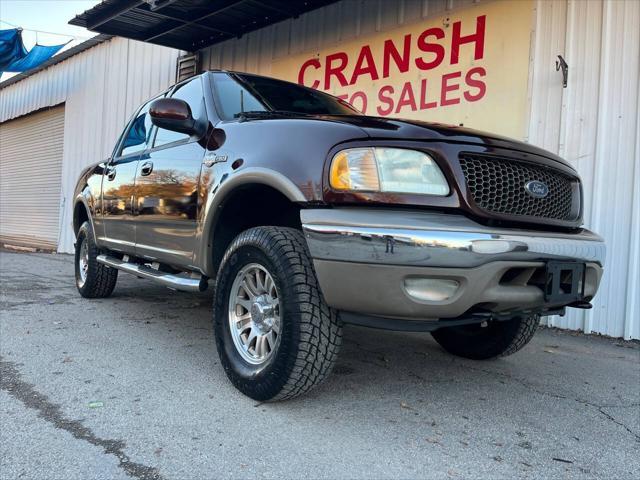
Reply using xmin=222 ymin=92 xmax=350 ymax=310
xmin=271 ymin=0 xmax=533 ymax=139
xmin=297 ymin=15 xmax=487 ymax=116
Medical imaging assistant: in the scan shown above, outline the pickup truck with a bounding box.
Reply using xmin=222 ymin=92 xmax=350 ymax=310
xmin=73 ymin=71 xmax=605 ymax=401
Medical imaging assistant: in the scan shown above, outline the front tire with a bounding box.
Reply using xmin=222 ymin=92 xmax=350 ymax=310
xmin=213 ymin=227 xmax=342 ymax=401
xmin=431 ymin=315 xmax=539 ymax=360
xmin=75 ymin=221 xmax=118 ymax=298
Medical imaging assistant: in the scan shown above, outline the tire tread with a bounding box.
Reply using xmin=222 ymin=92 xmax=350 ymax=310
xmin=499 ymin=315 xmax=538 ymax=357
xmin=76 ymin=221 xmax=118 ymax=299
xmin=432 ymin=315 xmax=539 ymax=360
xmin=214 ymin=227 xmax=342 ymax=401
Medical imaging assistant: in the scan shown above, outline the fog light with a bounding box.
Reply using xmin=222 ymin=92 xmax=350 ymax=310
xmin=404 ymin=278 xmax=460 ymax=302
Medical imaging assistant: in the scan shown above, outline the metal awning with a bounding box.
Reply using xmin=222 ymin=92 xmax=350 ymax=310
xmin=69 ymin=0 xmax=339 ymax=52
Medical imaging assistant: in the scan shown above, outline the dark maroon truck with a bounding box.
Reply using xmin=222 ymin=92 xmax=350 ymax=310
xmin=73 ymin=71 xmax=605 ymax=400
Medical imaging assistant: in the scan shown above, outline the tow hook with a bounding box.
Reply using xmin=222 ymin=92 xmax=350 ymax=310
xmin=568 ymin=300 xmax=593 ymax=309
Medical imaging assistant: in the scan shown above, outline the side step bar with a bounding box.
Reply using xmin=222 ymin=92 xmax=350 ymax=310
xmin=97 ymin=254 xmax=208 ymax=292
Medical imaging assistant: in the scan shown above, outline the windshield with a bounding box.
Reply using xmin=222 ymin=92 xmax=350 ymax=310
xmin=212 ymin=72 xmax=361 ymax=120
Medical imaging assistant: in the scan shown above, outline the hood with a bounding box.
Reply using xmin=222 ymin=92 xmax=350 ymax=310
xmin=239 ymin=112 xmax=572 ymax=170
xmin=322 ymin=114 xmax=572 ymax=169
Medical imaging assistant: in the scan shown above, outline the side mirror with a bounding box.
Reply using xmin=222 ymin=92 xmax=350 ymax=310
xmin=149 ymin=98 xmax=206 ymax=138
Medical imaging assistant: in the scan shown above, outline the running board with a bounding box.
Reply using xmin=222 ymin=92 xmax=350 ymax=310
xmin=96 ymin=254 xmax=207 ymax=292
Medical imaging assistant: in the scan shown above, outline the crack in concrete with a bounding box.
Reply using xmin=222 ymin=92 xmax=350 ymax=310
xmin=0 ymin=357 xmax=164 ymax=480
xmin=597 ymin=406 xmax=640 ymax=442
xmin=456 ymin=361 xmax=640 ymax=442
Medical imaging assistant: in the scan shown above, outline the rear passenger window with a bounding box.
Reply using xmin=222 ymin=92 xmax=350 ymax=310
xmin=154 ymin=77 xmax=205 ymax=147
xmin=118 ymin=98 xmax=158 ymax=157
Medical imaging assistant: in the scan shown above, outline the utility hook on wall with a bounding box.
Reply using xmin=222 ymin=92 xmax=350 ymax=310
xmin=556 ymin=55 xmax=568 ymax=88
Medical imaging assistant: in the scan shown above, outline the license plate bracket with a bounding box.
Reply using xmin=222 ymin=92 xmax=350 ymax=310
xmin=544 ymin=261 xmax=585 ymax=303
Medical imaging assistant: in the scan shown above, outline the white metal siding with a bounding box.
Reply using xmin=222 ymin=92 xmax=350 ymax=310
xmin=0 ymin=37 xmax=181 ymax=254
xmin=529 ymin=0 xmax=640 ymax=339
xmin=200 ymin=0 xmax=479 ymax=75
xmin=57 ymin=38 xmax=180 ymax=255
xmin=0 ymin=106 xmax=65 ymax=248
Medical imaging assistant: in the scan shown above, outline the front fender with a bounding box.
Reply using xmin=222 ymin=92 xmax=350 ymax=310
xmin=193 ymin=167 xmax=306 ymax=276
xmin=72 ymin=161 xmax=105 ymax=242
xmin=73 ymin=193 xmax=96 ymax=241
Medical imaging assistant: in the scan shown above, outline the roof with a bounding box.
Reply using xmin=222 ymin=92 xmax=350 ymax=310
xmin=69 ymin=0 xmax=339 ymax=52
xmin=0 ymin=34 xmax=113 ymax=90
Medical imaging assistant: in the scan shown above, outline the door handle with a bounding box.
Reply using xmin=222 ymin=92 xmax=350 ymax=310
xmin=106 ymin=166 xmax=116 ymax=181
xmin=140 ymin=161 xmax=154 ymax=176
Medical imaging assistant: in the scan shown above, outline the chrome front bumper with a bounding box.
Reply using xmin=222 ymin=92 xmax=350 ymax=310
xmin=301 ymin=208 xmax=605 ymax=320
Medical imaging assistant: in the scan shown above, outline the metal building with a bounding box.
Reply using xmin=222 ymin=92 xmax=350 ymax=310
xmin=0 ymin=35 xmax=180 ymax=253
xmin=0 ymin=0 xmax=637 ymax=339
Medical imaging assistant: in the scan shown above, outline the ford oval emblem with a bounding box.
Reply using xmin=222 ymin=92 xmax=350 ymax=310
xmin=525 ymin=180 xmax=549 ymax=198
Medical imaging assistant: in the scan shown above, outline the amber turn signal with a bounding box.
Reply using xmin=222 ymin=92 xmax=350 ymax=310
xmin=329 ymin=148 xmax=381 ymax=191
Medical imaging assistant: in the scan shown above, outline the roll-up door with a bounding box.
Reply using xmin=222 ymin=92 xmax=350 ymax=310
xmin=0 ymin=105 xmax=65 ymax=249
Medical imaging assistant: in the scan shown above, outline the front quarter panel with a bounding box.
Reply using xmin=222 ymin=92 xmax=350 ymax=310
xmin=209 ymin=118 xmax=368 ymax=200
xmin=73 ymin=161 xmax=106 ymax=242
xmin=193 ymin=118 xmax=368 ymax=275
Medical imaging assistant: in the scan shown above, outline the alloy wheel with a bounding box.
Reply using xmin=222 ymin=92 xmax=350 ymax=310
xmin=228 ymin=263 xmax=281 ymax=365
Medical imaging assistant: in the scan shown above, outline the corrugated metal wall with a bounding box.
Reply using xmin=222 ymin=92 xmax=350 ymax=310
xmin=0 ymin=0 xmax=637 ymax=338
xmin=0 ymin=37 xmax=180 ymax=254
xmin=58 ymin=38 xmax=179 ymax=254
xmin=200 ymin=0 xmax=480 ymax=74
xmin=528 ymin=0 xmax=640 ymax=339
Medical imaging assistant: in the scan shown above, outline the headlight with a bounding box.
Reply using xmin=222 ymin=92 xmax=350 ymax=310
xmin=329 ymin=147 xmax=449 ymax=196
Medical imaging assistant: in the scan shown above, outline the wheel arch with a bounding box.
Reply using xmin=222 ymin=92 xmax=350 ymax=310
xmin=73 ymin=195 xmax=92 ymax=238
xmin=197 ymin=168 xmax=309 ymax=276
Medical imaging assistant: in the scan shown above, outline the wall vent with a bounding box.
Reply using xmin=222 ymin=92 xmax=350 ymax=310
xmin=176 ymin=53 xmax=199 ymax=82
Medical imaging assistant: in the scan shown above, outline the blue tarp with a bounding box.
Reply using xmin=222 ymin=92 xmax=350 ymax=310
xmin=0 ymin=28 xmax=66 ymax=74
xmin=2 ymin=43 xmax=66 ymax=72
xmin=0 ymin=29 xmax=27 ymax=70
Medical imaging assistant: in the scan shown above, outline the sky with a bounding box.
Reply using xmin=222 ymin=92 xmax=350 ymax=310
xmin=1 ymin=0 xmax=101 ymax=79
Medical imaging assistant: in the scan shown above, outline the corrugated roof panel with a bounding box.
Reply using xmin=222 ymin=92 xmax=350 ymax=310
xmin=69 ymin=0 xmax=341 ymax=51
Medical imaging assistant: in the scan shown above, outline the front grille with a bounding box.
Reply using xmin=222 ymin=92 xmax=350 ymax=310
xmin=459 ymin=154 xmax=576 ymax=221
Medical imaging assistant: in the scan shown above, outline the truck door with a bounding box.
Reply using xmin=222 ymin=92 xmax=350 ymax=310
xmin=133 ymin=76 xmax=207 ymax=267
xmin=101 ymin=102 xmax=154 ymax=254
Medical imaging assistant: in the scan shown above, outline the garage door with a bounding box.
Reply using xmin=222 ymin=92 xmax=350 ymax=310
xmin=0 ymin=105 xmax=65 ymax=249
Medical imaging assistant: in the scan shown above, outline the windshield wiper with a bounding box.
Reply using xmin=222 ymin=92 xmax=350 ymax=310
xmin=234 ymin=110 xmax=314 ymax=121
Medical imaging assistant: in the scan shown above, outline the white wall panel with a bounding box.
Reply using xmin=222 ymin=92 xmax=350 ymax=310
xmin=530 ymin=0 xmax=639 ymax=339
xmin=525 ymin=0 xmax=567 ymax=152
xmin=57 ymin=38 xmax=180 ymax=254
xmin=591 ymin=0 xmax=640 ymax=340
xmin=200 ymin=0 xmax=478 ymax=74
xmin=0 ymin=37 xmax=180 ymax=254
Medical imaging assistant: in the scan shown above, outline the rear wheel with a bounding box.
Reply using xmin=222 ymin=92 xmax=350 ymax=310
xmin=431 ymin=315 xmax=539 ymax=360
xmin=75 ymin=221 xmax=118 ymax=298
xmin=213 ymin=226 xmax=342 ymax=401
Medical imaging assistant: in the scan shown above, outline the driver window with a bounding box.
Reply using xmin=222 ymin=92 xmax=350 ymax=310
xmin=117 ymin=98 xmax=157 ymax=157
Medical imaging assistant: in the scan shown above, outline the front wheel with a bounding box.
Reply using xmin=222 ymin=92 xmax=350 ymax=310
xmin=75 ymin=221 xmax=118 ymax=298
xmin=431 ymin=315 xmax=539 ymax=360
xmin=213 ymin=226 xmax=342 ymax=401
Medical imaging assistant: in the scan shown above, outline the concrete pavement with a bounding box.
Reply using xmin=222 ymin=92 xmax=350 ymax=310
xmin=1 ymin=250 xmax=638 ymax=479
